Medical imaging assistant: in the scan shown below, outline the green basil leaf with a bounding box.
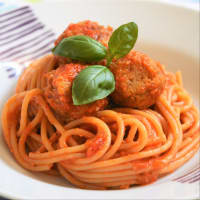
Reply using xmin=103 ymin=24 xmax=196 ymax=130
xmin=72 ymin=65 xmax=115 ymax=105
xmin=52 ymin=35 xmax=107 ymax=62
xmin=107 ymin=22 xmax=138 ymax=66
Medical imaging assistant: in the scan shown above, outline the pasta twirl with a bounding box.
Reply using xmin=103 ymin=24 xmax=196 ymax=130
xmin=1 ymin=55 xmax=199 ymax=189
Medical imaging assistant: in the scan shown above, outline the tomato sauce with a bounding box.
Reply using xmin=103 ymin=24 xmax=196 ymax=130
xmin=86 ymin=135 xmax=106 ymax=157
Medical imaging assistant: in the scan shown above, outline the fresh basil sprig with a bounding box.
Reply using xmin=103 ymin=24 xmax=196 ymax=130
xmin=52 ymin=35 xmax=107 ymax=62
xmin=52 ymin=22 xmax=138 ymax=66
xmin=53 ymin=22 xmax=138 ymax=105
xmin=106 ymin=22 xmax=138 ymax=66
xmin=72 ymin=65 xmax=115 ymax=105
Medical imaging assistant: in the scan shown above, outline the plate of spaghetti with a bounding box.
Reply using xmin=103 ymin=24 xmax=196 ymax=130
xmin=0 ymin=0 xmax=199 ymax=199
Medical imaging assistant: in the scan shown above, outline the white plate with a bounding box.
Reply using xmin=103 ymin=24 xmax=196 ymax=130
xmin=0 ymin=0 xmax=199 ymax=199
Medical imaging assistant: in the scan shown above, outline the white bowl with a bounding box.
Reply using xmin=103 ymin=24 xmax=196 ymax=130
xmin=0 ymin=0 xmax=199 ymax=199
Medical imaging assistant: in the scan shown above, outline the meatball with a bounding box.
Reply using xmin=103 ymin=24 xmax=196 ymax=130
xmin=110 ymin=50 xmax=166 ymax=109
xmin=55 ymin=20 xmax=113 ymax=47
xmin=44 ymin=63 xmax=108 ymax=121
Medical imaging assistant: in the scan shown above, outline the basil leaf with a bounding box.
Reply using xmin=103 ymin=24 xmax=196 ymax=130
xmin=107 ymin=22 xmax=138 ymax=66
xmin=72 ymin=65 xmax=115 ymax=105
xmin=52 ymin=35 xmax=107 ymax=62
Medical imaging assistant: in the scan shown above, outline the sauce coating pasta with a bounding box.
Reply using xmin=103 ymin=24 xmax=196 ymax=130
xmin=1 ymin=21 xmax=199 ymax=190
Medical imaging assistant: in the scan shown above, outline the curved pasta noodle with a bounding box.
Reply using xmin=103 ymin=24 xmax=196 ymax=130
xmin=1 ymin=55 xmax=199 ymax=190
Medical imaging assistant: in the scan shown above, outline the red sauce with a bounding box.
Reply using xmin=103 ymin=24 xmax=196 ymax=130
xmin=138 ymin=172 xmax=158 ymax=185
xmin=86 ymin=135 xmax=105 ymax=157
xmin=132 ymin=159 xmax=165 ymax=171
xmin=55 ymin=20 xmax=113 ymax=47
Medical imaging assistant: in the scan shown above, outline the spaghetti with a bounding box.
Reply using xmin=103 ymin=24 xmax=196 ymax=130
xmin=1 ymin=54 xmax=199 ymax=190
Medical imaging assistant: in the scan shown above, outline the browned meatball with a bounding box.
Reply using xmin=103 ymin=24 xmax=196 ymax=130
xmin=54 ymin=20 xmax=113 ymax=65
xmin=55 ymin=20 xmax=113 ymax=47
xmin=44 ymin=63 xmax=108 ymax=121
xmin=110 ymin=50 xmax=166 ymax=109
